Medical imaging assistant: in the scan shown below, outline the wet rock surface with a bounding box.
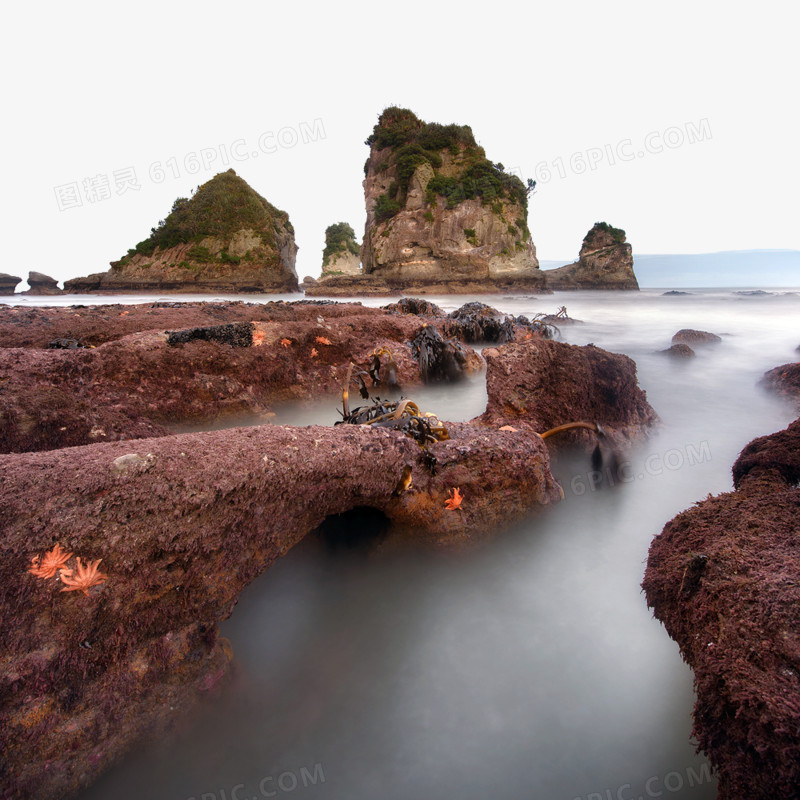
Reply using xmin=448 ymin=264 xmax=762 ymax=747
xmin=672 ymin=328 xmax=722 ymax=345
xmin=760 ymin=361 xmax=800 ymax=407
xmin=480 ymin=339 xmax=659 ymax=443
xmin=0 ymin=300 xmax=372 ymax=349
xmin=0 ymin=306 xmax=450 ymax=454
xmin=659 ymin=343 xmax=696 ymax=358
xmin=643 ymin=417 xmax=800 ymax=799
xmin=0 ymin=421 xmax=560 ymax=799
xmin=0 ymin=299 xmax=660 ymax=799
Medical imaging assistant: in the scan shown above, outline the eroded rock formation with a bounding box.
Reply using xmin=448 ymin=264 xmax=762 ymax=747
xmin=320 ymin=222 xmax=361 ymax=276
xmin=0 ymin=421 xmax=561 ymax=799
xmin=0 ymin=272 xmax=22 ymax=295
xmin=0 ymin=304 xmax=483 ymax=454
xmin=672 ymin=329 xmax=722 ymax=345
xmin=643 ymin=418 xmax=800 ymax=799
xmin=0 ymin=299 xmax=660 ymax=799
xmin=64 ymin=170 xmax=299 ymax=293
xmin=544 ymin=222 xmax=639 ymax=290
xmin=480 ymin=339 xmax=659 ymax=444
xmin=659 ymin=343 xmax=695 ymax=358
xmin=760 ymin=361 xmax=800 ymax=406
xmin=24 ymin=271 xmax=63 ymax=295
xmin=308 ymin=108 xmax=544 ymax=295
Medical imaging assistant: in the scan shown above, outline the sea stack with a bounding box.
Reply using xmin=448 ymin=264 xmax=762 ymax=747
xmin=64 ymin=170 xmax=299 ymax=293
xmin=363 ymin=107 xmax=543 ymax=292
xmin=25 ymin=271 xmax=63 ymax=295
xmin=321 ymin=223 xmax=361 ymax=276
xmin=0 ymin=273 xmax=22 ymax=295
xmin=309 ymin=108 xmax=545 ymax=295
xmin=544 ymin=222 xmax=639 ymax=290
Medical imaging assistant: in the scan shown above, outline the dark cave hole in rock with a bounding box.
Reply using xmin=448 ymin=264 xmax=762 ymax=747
xmin=313 ymin=506 xmax=391 ymax=553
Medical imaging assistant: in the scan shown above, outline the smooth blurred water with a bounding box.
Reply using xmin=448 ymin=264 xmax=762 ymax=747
xmin=74 ymin=289 xmax=800 ymax=800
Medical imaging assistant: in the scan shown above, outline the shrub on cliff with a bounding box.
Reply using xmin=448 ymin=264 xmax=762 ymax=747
xmin=585 ymin=221 xmax=626 ymax=246
xmin=374 ymin=194 xmax=402 ymax=224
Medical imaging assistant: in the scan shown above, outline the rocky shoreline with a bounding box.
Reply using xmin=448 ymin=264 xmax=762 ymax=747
xmin=643 ymin=368 xmax=800 ymax=798
xmin=0 ymin=298 xmax=657 ymax=798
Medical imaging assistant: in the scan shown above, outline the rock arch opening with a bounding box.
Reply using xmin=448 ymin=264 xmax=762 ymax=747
xmin=313 ymin=506 xmax=390 ymax=553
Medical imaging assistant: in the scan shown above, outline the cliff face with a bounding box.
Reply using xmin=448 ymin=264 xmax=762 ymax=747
xmin=544 ymin=222 xmax=639 ymax=290
xmin=309 ymin=108 xmax=544 ymax=295
xmin=362 ymin=109 xmax=542 ymax=289
xmin=65 ymin=170 xmax=299 ymax=293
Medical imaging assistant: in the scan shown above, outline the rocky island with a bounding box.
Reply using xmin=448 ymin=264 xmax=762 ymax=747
xmin=307 ymin=108 xmax=545 ymax=296
xmin=65 ymin=170 xmax=299 ymax=294
xmin=543 ymin=222 xmax=639 ymax=290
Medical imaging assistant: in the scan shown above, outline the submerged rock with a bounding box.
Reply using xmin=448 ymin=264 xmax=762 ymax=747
xmin=662 ymin=290 xmax=691 ymax=296
xmin=543 ymin=222 xmax=639 ymax=290
xmin=760 ymin=361 xmax=800 ymax=406
xmin=672 ymin=328 xmax=722 ymax=344
xmin=643 ymin=418 xmax=800 ymax=798
xmin=658 ymin=343 xmax=696 ymax=358
xmin=64 ymin=170 xmax=299 ymax=293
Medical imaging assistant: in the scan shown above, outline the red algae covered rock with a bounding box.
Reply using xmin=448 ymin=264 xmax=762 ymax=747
xmin=760 ymin=361 xmax=800 ymax=407
xmin=0 ymin=308 xmax=475 ymax=454
xmin=0 ymin=300 xmax=373 ymax=349
xmin=0 ymin=421 xmax=560 ymax=798
xmin=643 ymin=417 xmax=800 ymax=799
xmin=479 ymin=339 xmax=658 ymax=443
xmin=658 ymin=343 xmax=695 ymax=358
xmin=671 ymin=329 xmax=722 ymax=345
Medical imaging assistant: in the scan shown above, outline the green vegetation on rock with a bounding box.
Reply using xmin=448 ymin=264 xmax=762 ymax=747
xmin=585 ymin=221 xmax=626 ymax=245
xmin=365 ymin=107 xmax=531 ymax=222
xmin=322 ymin=222 xmax=360 ymax=268
xmin=374 ymin=193 xmax=402 ymax=224
xmin=122 ymin=169 xmax=291 ymax=260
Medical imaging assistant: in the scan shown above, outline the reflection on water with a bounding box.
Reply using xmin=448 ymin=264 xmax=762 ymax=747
xmin=79 ymin=289 xmax=800 ymax=800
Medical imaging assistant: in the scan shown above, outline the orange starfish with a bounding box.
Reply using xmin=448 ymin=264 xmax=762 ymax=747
xmin=310 ymin=347 xmax=319 ymax=358
xmin=315 ymin=336 xmax=332 ymax=345
xmin=60 ymin=558 xmax=107 ymax=596
xmin=444 ymin=487 xmax=463 ymax=511
xmin=28 ymin=544 xmax=73 ymax=579
xmin=280 ymin=338 xmax=292 ymax=348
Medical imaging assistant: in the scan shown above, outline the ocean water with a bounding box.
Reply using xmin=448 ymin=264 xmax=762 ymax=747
xmin=27 ymin=288 xmax=798 ymax=800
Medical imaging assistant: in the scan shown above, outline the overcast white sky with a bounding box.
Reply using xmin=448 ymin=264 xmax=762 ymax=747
xmin=2 ymin=0 xmax=797 ymax=285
